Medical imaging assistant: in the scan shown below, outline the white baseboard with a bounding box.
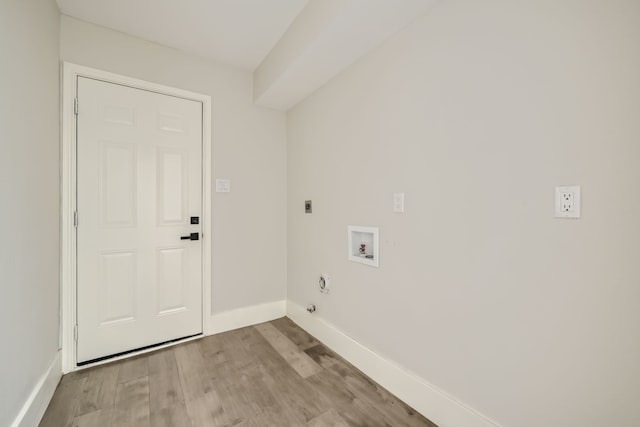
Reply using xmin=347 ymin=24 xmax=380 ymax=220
xmin=286 ymin=301 xmax=501 ymax=427
xmin=11 ymin=351 xmax=62 ymax=427
xmin=208 ymin=300 xmax=286 ymax=335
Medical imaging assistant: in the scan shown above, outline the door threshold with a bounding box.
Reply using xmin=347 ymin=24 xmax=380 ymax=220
xmin=77 ymin=332 xmax=202 ymax=367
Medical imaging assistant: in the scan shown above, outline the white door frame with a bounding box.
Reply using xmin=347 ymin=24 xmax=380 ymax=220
xmin=61 ymin=62 xmax=212 ymax=373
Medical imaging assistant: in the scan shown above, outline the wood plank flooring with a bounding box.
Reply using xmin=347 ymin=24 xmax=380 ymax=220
xmin=40 ymin=317 xmax=437 ymax=427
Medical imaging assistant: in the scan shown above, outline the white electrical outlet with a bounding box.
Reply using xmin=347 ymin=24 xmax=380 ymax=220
xmin=555 ymin=186 xmax=581 ymax=218
xmin=561 ymin=191 xmax=575 ymax=212
xmin=393 ymin=193 xmax=405 ymax=213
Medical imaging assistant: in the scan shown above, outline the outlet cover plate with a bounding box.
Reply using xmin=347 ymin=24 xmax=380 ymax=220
xmin=393 ymin=193 xmax=405 ymax=213
xmin=555 ymin=185 xmax=581 ymax=218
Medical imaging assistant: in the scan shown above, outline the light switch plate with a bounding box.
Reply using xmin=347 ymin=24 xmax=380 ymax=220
xmin=216 ymin=179 xmax=231 ymax=193
xmin=555 ymin=186 xmax=580 ymax=218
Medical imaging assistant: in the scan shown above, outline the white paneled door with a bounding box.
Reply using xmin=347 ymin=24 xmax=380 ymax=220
xmin=76 ymin=77 xmax=203 ymax=364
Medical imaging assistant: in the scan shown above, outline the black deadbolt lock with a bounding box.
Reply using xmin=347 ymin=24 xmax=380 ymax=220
xmin=190 ymin=216 xmax=199 ymax=224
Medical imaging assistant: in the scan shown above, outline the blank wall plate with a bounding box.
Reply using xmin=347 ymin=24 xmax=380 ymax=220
xmin=555 ymin=185 xmax=580 ymax=218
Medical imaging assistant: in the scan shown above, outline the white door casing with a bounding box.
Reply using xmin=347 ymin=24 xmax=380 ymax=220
xmin=61 ymin=64 xmax=212 ymax=371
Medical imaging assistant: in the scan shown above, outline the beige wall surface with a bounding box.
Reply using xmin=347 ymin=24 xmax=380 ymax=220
xmin=287 ymin=1 xmax=640 ymax=426
xmin=60 ymin=15 xmax=288 ymax=314
xmin=0 ymin=0 xmax=61 ymax=425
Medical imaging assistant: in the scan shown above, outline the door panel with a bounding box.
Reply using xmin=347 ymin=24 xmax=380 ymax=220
xmin=77 ymin=77 xmax=203 ymax=364
xmin=99 ymin=251 xmax=137 ymax=325
xmin=157 ymin=247 xmax=188 ymax=315
xmin=157 ymin=148 xmax=188 ymax=224
xmin=100 ymin=141 xmax=137 ymax=226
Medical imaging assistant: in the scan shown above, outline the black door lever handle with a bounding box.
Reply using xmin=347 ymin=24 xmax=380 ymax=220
xmin=180 ymin=232 xmax=199 ymax=241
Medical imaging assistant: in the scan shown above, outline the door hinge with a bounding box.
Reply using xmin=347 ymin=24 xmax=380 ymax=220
xmin=73 ymin=324 xmax=78 ymax=342
xmin=73 ymin=211 xmax=78 ymax=228
xmin=74 ymin=98 xmax=79 ymax=115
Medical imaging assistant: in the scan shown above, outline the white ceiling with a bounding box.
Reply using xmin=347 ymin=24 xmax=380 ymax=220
xmin=57 ymin=0 xmax=437 ymax=110
xmin=56 ymin=0 xmax=309 ymax=71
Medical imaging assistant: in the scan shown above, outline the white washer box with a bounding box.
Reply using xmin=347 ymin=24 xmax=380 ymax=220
xmin=347 ymin=225 xmax=379 ymax=267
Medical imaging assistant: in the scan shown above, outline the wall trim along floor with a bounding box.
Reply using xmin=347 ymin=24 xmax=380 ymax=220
xmin=208 ymin=300 xmax=287 ymax=335
xmin=286 ymin=300 xmax=501 ymax=427
xmin=11 ymin=351 xmax=61 ymax=427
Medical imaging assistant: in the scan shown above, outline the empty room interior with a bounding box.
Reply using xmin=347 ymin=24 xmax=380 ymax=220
xmin=1 ymin=0 xmax=639 ymax=426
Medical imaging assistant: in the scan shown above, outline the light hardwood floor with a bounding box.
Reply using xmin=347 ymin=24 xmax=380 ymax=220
xmin=40 ymin=317 xmax=437 ymax=427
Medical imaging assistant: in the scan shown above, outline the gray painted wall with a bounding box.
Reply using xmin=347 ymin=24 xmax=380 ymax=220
xmin=60 ymin=15 xmax=288 ymax=315
xmin=0 ymin=0 xmax=61 ymax=425
xmin=287 ymin=1 xmax=640 ymax=425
